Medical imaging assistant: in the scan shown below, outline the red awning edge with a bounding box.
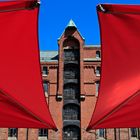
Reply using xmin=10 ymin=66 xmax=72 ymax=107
xmin=0 ymin=0 xmax=57 ymax=130
xmin=87 ymin=4 xmax=140 ymax=130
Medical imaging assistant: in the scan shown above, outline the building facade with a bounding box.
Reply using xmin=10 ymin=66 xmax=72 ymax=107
xmin=0 ymin=20 xmax=140 ymax=140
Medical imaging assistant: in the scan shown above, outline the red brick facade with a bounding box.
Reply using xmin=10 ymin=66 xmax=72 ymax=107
xmin=0 ymin=21 xmax=139 ymax=140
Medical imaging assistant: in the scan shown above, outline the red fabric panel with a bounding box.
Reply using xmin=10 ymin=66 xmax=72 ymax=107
xmin=87 ymin=4 xmax=140 ymax=130
xmin=0 ymin=1 xmax=56 ymax=129
xmin=0 ymin=1 xmax=36 ymax=11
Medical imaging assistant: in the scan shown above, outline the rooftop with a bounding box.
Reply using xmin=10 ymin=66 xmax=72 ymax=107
xmin=40 ymin=51 xmax=58 ymax=62
xmin=40 ymin=44 xmax=101 ymax=62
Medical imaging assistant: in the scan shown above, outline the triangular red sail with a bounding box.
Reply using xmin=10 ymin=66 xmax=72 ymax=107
xmin=87 ymin=4 xmax=140 ymax=130
xmin=0 ymin=0 xmax=56 ymax=129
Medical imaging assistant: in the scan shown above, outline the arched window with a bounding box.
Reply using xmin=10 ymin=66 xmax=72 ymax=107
xmin=8 ymin=128 xmax=18 ymax=137
xmin=63 ymin=125 xmax=80 ymax=140
xmin=63 ymin=38 xmax=80 ymax=62
xmin=96 ymin=51 xmax=101 ymax=58
xmin=63 ymin=104 xmax=80 ymax=120
xmin=63 ymin=37 xmax=80 ymax=49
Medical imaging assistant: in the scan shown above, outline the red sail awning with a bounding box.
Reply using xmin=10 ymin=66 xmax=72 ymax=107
xmin=0 ymin=1 xmax=56 ymax=130
xmin=87 ymin=4 xmax=140 ymax=130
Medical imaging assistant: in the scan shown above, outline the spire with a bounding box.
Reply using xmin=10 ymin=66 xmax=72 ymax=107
xmin=66 ymin=19 xmax=77 ymax=29
xmin=58 ymin=19 xmax=85 ymax=40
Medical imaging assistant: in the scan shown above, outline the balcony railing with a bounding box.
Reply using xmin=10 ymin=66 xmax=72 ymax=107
xmin=63 ymin=94 xmax=77 ymax=100
xmin=64 ymin=60 xmax=79 ymax=65
xmin=63 ymin=100 xmax=80 ymax=106
xmin=63 ymin=114 xmax=79 ymax=120
xmin=64 ymin=79 xmax=78 ymax=84
xmin=64 ymin=72 xmax=79 ymax=79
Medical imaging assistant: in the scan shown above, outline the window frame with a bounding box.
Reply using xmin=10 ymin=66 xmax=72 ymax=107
xmin=8 ymin=128 xmax=18 ymax=137
xmin=38 ymin=128 xmax=48 ymax=137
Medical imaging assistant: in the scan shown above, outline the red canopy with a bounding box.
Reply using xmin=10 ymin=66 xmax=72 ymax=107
xmin=0 ymin=1 xmax=56 ymax=130
xmin=87 ymin=4 xmax=140 ymax=130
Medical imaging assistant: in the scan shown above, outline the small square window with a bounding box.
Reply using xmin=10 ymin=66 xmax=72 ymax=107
xmin=38 ymin=129 xmax=48 ymax=137
xmin=8 ymin=128 xmax=18 ymax=137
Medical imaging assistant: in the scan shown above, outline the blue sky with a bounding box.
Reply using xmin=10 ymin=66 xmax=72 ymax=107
xmin=39 ymin=0 xmax=140 ymax=50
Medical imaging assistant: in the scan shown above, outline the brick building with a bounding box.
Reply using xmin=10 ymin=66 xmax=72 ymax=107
xmin=0 ymin=20 xmax=140 ymax=140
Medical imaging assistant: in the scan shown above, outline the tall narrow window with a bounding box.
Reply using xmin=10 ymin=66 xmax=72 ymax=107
xmin=131 ymin=128 xmax=137 ymax=137
xmin=99 ymin=129 xmax=105 ymax=137
xmin=42 ymin=66 xmax=48 ymax=76
xmin=95 ymin=81 xmax=100 ymax=97
xmin=38 ymin=129 xmax=48 ymax=136
xmin=43 ymin=81 xmax=48 ymax=97
xmin=96 ymin=67 xmax=101 ymax=76
xmin=96 ymin=51 xmax=100 ymax=58
xmin=43 ymin=81 xmax=48 ymax=92
xmin=8 ymin=128 xmax=18 ymax=137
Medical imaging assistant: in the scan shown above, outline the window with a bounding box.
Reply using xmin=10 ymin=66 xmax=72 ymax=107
xmin=96 ymin=67 xmax=101 ymax=76
xmin=43 ymin=81 xmax=48 ymax=92
xmin=8 ymin=128 xmax=17 ymax=137
xmin=99 ymin=129 xmax=105 ymax=137
xmin=131 ymin=128 xmax=137 ymax=137
xmin=43 ymin=81 xmax=48 ymax=97
xmin=63 ymin=84 xmax=79 ymax=100
xmin=38 ymin=129 xmax=48 ymax=136
xmin=64 ymin=66 xmax=79 ymax=79
xmin=63 ymin=104 xmax=80 ymax=120
xmin=63 ymin=126 xmax=80 ymax=140
xmin=64 ymin=88 xmax=76 ymax=100
xmin=42 ymin=66 xmax=48 ymax=75
xmin=96 ymin=51 xmax=100 ymax=58
xmin=64 ymin=50 xmax=79 ymax=61
xmin=95 ymin=81 xmax=100 ymax=97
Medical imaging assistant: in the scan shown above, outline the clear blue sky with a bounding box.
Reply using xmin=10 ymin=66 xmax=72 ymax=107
xmin=39 ymin=0 xmax=140 ymax=51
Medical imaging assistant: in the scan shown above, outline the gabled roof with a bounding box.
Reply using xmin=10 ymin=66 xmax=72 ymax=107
xmin=58 ymin=19 xmax=85 ymax=40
